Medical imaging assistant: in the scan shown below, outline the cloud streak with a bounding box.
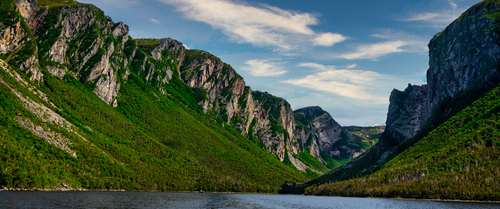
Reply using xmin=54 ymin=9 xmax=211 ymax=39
xmin=157 ymin=0 xmax=347 ymax=49
xmin=335 ymin=30 xmax=428 ymax=60
xmin=241 ymin=59 xmax=287 ymax=77
xmin=282 ymin=63 xmax=389 ymax=102
xmin=402 ymin=0 xmax=464 ymax=28
xmin=149 ymin=18 xmax=161 ymax=25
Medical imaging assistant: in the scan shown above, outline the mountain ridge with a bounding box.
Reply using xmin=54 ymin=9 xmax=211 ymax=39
xmin=0 ymin=0 xmax=383 ymax=191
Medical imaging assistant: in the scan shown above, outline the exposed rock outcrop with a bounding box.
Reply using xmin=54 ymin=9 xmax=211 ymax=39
xmin=0 ymin=0 xmax=43 ymax=82
xmin=385 ymin=1 xmax=500 ymax=144
xmin=294 ymin=106 xmax=376 ymax=167
xmin=385 ymin=84 xmax=427 ymax=143
xmin=31 ymin=4 xmax=132 ymax=106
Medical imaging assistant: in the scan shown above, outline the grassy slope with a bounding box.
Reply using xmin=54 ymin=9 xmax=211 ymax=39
xmin=0 ymin=1 xmax=308 ymax=192
xmin=37 ymin=0 xmax=87 ymax=7
xmin=343 ymin=126 xmax=384 ymax=146
xmin=305 ymin=86 xmax=500 ymax=200
xmin=0 ymin=62 xmax=307 ymax=192
xmin=135 ymin=39 xmax=160 ymax=55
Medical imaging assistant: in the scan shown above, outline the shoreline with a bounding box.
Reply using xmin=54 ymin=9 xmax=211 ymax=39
xmin=2 ymin=188 xmax=500 ymax=203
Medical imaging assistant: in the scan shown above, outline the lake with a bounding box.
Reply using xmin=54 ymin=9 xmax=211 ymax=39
xmin=1 ymin=191 xmax=500 ymax=209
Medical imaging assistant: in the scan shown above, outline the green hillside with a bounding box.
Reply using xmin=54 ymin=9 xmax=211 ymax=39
xmin=305 ymin=85 xmax=500 ymax=200
xmin=0 ymin=0 xmax=308 ymax=192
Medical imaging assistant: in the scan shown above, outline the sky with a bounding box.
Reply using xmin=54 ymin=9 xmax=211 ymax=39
xmin=80 ymin=0 xmax=481 ymax=126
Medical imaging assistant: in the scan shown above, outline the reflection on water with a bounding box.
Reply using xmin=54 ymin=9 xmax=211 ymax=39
xmin=1 ymin=191 xmax=499 ymax=209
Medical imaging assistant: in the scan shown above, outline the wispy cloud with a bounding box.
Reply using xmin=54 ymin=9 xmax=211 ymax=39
xmin=149 ymin=18 xmax=161 ymax=25
xmin=313 ymin=32 xmax=348 ymax=47
xmin=298 ymin=62 xmax=327 ymax=71
xmin=282 ymin=63 xmax=390 ymax=102
xmin=157 ymin=0 xmax=347 ymax=50
xmin=241 ymin=59 xmax=287 ymax=77
xmin=402 ymin=0 xmax=463 ymax=28
xmin=448 ymin=0 xmax=458 ymax=9
xmin=346 ymin=63 xmax=357 ymax=69
xmin=336 ymin=30 xmax=427 ymax=60
xmin=339 ymin=41 xmax=406 ymax=60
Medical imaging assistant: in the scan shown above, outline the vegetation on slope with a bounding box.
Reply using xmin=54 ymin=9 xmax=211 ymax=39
xmin=0 ymin=1 xmax=309 ymax=192
xmin=306 ymin=86 xmax=500 ymax=200
xmin=37 ymin=0 xmax=87 ymax=7
xmin=343 ymin=126 xmax=384 ymax=146
xmin=0 ymin=58 xmax=307 ymax=192
xmin=135 ymin=39 xmax=160 ymax=55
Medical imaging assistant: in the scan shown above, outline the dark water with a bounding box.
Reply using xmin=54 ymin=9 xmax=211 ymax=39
xmin=1 ymin=191 xmax=500 ymax=209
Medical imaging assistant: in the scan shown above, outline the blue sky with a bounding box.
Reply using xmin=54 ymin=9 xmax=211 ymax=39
xmin=81 ymin=0 xmax=481 ymax=126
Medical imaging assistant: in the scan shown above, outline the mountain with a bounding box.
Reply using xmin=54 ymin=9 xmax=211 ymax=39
xmin=294 ymin=106 xmax=382 ymax=173
xmin=0 ymin=0 xmax=316 ymax=192
xmin=302 ymin=0 xmax=500 ymax=199
xmin=1 ymin=0 xmax=382 ymax=191
xmin=306 ymin=83 xmax=500 ymax=200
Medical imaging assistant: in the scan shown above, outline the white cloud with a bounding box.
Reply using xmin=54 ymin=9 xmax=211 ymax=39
xmin=182 ymin=44 xmax=190 ymax=50
xmin=313 ymin=32 xmax=348 ymax=47
xmin=402 ymin=0 xmax=464 ymax=28
xmin=149 ymin=18 xmax=161 ymax=25
xmin=448 ymin=0 xmax=458 ymax=9
xmin=241 ymin=59 xmax=287 ymax=77
xmin=336 ymin=30 xmax=427 ymax=60
xmin=298 ymin=62 xmax=327 ymax=71
xmin=339 ymin=41 xmax=406 ymax=60
xmin=346 ymin=63 xmax=357 ymax=69
xmin=158 ymin=0 xmax=347 ymax=49
xmin=283 ymin=63 xmax=389 ymax=102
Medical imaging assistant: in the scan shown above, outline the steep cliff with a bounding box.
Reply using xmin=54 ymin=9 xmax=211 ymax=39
xmin=0 ymin=0 xmax=42 ymax=82
xmin=384 ymin=84 xmax=427 ymax=144
xmin=308 ymin=0 xmax=500 ymax=185
xmin=294 ymin=106 xmax=380 ymax=171
xmin=153 ymin=42 xmax=308 ymax=170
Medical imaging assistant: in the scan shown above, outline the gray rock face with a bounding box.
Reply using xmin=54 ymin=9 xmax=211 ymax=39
xmin=151 ymin=38 xmax=184 ymax=61
xmin=251 ymin=91 xmax=299 ymax=163
xmin=385 ymin=2 xmax=500 ymax=144
xmin=30 ymin=4 xmax=132 ymax=106
xmin=385 ymin=84 xmax=427 ymax=143
xmin=295 ymin=106 xmax=341 ymax=162
xmin=426 ymin=3 xmax=500 ymax=121
xmin=151 ymin=43 xmax=306 ymax=167
xmin=294 ymin=106 xmax=368 ymax=165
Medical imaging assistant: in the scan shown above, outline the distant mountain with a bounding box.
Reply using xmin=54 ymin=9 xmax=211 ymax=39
xmin=294 ymin=106 xmax=382 ymax=173
xmin=302 ymin=0 xmax=500 ymax=200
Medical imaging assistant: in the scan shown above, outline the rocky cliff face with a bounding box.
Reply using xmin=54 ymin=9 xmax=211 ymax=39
xmin=173 ymin=49 xmax=301 ymax=162
xmin=385 ymin=84 xmax=427 ymax=143
xmin=0 ymin=0 xmax=42 ymax=82
xmin=294 ymin=106 xmax=374 ymax=168
xmin=25 ymin=3 xmax=132 ymax=107
xmin=385 ymin=1 xmax=500 ymax=144
xmin=295 ymin=106 xmax=341 ymax=163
